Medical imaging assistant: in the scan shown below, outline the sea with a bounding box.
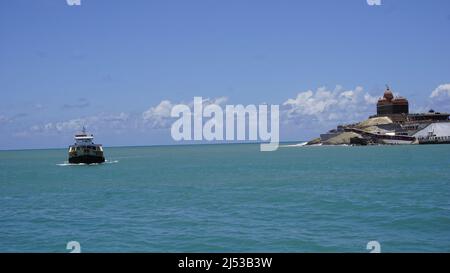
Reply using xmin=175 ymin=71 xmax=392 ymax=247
xmin=0 ymin=144 xmax=449 ymax=252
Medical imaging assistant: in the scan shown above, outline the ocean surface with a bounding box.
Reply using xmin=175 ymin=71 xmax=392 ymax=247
xmin=0 ymin=144 xmax=449 ymax=253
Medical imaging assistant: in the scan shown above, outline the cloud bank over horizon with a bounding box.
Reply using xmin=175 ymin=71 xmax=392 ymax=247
xmin=1 ymin=83 xmax=449 ymax=149
xmin=282 ymin=85 xmax=378 ymax=128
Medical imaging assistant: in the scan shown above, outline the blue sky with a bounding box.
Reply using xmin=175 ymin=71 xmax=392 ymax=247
xmin=1 ymin=0 xmax=449 ymax=149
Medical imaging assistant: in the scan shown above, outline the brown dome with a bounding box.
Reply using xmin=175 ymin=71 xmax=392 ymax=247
xmin=383 ymin=88 xmax=394 ymax=101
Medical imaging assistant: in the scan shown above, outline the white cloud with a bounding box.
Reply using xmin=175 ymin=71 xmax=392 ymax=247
xmin=364 ymin=93 xmax=379 ymax=105
xmin=428 ymin=83 xmax=450 ymax=112
xmin=282 ymin=85 xmax=378 ymax=126
xmin=30 ymin=112 xmax=130 ymax=133
xmin=103 ymin=112 xmax=130 ymax=123
xmin=204 ymin=96 xmax=228 ymax=106
xmin=0 ymin=114 xmax=28 ymax=125
xmin=0 ymin=114 xmax=27 ymax=125
xmin=430 ymin=84 xmax=450 ymax=99
xmin=142 ymin=100 xmax=174 ymax=129
xmin=142 ymin=97 xmax=228 ymax=129
xmin=28 ymin=96 xmax=229 ymax=135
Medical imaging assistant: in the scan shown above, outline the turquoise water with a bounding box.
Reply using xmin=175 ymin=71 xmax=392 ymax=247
xmin=0 ymin=144 xmax=449 ymax=252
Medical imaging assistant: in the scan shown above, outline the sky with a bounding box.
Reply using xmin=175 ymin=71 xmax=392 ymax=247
xmin=0 ymin=0 xmax=449 ymax=149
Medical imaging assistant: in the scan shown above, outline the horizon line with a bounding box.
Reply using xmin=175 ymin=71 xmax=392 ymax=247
xmin=0 ymin=140 xmax=307 ymax=152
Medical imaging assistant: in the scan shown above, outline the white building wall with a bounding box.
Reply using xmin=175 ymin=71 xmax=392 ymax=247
xmin=413 ymin=123 xmax=450 ymax=138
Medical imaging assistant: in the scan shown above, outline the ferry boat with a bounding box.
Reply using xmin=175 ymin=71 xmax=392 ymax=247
xmin=68 ymin=127 xmax=105 ymax=164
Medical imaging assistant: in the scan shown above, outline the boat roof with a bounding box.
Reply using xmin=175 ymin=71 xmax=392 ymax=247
xmin=70 ymin=143 xmax=102 ymax=147
xmin=75 ymin=135 xmax=94 ymax=139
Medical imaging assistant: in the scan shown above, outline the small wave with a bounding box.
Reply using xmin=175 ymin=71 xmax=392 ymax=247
xmin=105 ymin=160 xmax=119 ymax=164
xmin=57 ymin=162 xmax=83 ymax=166
xmin=280 ymin=142 xmax=308 ymax=148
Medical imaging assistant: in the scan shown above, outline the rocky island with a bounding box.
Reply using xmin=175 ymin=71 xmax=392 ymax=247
xmin=307 ymin=86 xmax=450 ymax=145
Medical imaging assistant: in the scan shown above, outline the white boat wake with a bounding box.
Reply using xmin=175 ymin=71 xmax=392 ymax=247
xmin=57 ymin=160 xmax=119 ymax=166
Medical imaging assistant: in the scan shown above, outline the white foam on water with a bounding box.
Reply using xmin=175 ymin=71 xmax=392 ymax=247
xmin=105 ymin=160 xmax=119 ymax=164
xmin=309 ymin=143 xmax=323 ymax=146
xmin=57 ymin=160 xmax=119 ymax=166
xmin=280 ymin=142 xmax=308 ymax=148
xmin=57 ymin=162 xmax=86 ymax=166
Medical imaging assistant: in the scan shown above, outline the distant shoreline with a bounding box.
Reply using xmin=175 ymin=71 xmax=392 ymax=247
xmin=0 ymin=141 xmax=307 ymax=152
xmin=2 ymin=141 xmax=448 ymax=152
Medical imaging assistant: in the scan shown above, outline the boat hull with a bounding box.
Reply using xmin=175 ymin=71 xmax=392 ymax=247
xmin=68 ymin=155 xmax=105 ymax=164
